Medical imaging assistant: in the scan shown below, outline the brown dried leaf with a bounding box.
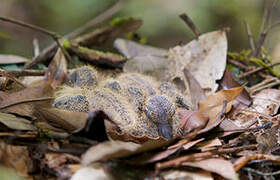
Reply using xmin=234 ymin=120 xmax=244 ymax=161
xmin=178 ymin=109 xmax=209 ymax=135
xmin=0 ymin=112 xmax=36 ymax=131
xmin=184 ymin=68 xmax=206 ymax=110
xmin=196 ymin=138 xmax=222 ymax=151
xmin=161 ymin=170 xmax=213 ymax=180
xmin=167 ymin=30 xmax=227 ymax=96
xmin=183 ymin=158 xmax=237 ymax=180
xmin=45 ymin=49 xmax=67 ymax=89
xmin=0 ymin=49 xmax=67 ymax=117
xmin=82 ymin=139 xmax=173 ymax=166
xmin=0 ymin=141 xmax=35 ymax=179
xmin=0 ymin=54 xmax=28 ymax=64
xmin=219 ymin=69 xmax=251 ymax=108
xmin=0 ymin=82 xmax=52 ymax=117
xmin=198 ymin=87 xmax=243 ymax=132
xmin=34 ymin=107 xmax=88 ymax=133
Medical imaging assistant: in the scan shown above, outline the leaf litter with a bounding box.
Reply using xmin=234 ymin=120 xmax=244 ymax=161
xmin=0 ymin=7 xmax=280 ymax=180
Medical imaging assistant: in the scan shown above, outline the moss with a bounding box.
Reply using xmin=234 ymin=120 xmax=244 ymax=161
xmin=110 ymin=16 xmax=135 ymax=26
xmin=78 ymin=46 xmax=124 ymax=59
xmin=63 ymin=40 xmax=72 ymax=49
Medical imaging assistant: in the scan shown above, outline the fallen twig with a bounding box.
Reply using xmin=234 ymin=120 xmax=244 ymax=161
xmin=237 ymin=62 xmax=280 ymax=79
xmin=1 ymin=69 xmax=45 ymax=77
xmin=0 ymin=97 xmax=54 ymax=110
xmin=179 ymin=13 xmax=200 ymax=38
xmin=234 ymin=154 xmax=280 ymax=171
xmin=244 ymin=21 xmax=256 ymax=52
xmin=24 ymin=0 xmax=124 ymax=69
xmin=0 ymin=16 xmax=74 ymax=65
xmin=156 ymin=144 xmax=257 ymax=170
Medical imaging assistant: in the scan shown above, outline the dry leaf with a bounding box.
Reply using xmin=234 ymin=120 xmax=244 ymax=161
xmin=82 ymin=139 xmax=172 ymax=166
xmin=0 ymin=49 xmax=67 ymax=117
xmin=184 ymin=68 xmax=206 ymax=110
xmin=0 ymin=112 xmax=36 ymax=131
xmin=34 ymin=107 xmax=88 ymax=133
xmin=251 ymin=89 xmax=280 ymax=116
xmin=198 ymin=87 xmax=243 ymax=133
xmin=183 ymin=158 xmax=237 ymax=180
xmin=0 ymin=141 xmax=35 ymax=179
xmin=178 ymin=109 xmax=209 ymax=135
xmin=0 ymin=55 xmax=28 ymax=64
xmin=114 ymin=38 xmax=167 ymax=59
xmin=71 ymin=166 xmax=111 ymax=180
xmin=0 ymin=82 xmax=52 ymax=117
xmin=161 ymin=170 xmax=213 ymax=180
xmin=196 ymin=138 xmax=222 ymax=151
xmin=45 ymin=49 xmax=67 ymax=89
xmin=115 ymin=38 xmax=169 ymax=78
xmin=219 ymin=69 xmax=251 ymax=108
xmin=168 ymin=30 xmax=227 ymax=96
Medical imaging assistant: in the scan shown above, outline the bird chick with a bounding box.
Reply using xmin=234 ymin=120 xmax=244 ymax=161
xmin=54 ymin=66 xmax=190 ymax=140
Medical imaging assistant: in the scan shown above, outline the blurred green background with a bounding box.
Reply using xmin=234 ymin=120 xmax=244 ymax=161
xmin=0 ymin=0 xmax=280 ymax=60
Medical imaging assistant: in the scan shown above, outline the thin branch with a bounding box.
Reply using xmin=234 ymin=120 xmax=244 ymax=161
xmin=253 ymin=0 xmax=277 ymax=57
xmin=0 ymin=16 xmax=60 ymax=38
xmin=33 ymin=38 xmax=40 ymax=57
xmin=228 ymin=59 xmax=250 ymax=70
xmin=0 ymin=97 xmax=54 ymax=110
xmin=179 ymin=13 xmax=200 ymax=38
xmin=24 ymin=0 xmax=124 ymax=69
xmin=66 ymin=0 xmax=125 ymax=39
xmin=0 ymin=69 xmax=45 ymax=77
xmin=237 ymin=62 xmax=280 ymax=79
xmin=156 ymin=144 xmax=257 ymax=170
xmin=244 ymin=21 xmax=256 ymax=52
xmin=0 ymin=16 xmax=74 ymax=65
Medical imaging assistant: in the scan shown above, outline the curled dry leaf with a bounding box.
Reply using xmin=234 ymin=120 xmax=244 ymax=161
xmin=34 ymin=107 xmax=88 ymax=133
xmin=183 ymin=68 xmax=206 ymax=110
xmin=218 ymin=69 xmax=251 ymax=108
xmin=178 ymin=109 xmax=209 ymax=135
xmin=168 ymin=30 xmax=227 ymax=96
xmin=0 ymin=49 xmax=67 ymax=117
xmin=196 ymin=138 xmax=222 ymax=152
xmin=198 ymin=87 xmax=243 ymax=133
xmin=0 ymin=54 xmax=28 ymax=64
xmin=82 ymin=139 xmax=173 ymax=166
xmin=114 ymin=38 xmax=168 ymax=78
xmin=183 ymin=158 xmax=237 ymax=180
xmin=161 ymin=170 xmax=213 ymax=180
xmin=0 ymin=112 xmax=36 ymax=131
xmin=45 ymin=49 xmax=67 ymax=90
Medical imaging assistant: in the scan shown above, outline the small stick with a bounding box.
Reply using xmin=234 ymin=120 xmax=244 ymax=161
xmin=244 ymin=21 xmax=256 ymax=52
xmin=253 ymin=0 xmax=276 ymax=57
xmin=234 ymin=154 xmax=280 ymax=171
xmin=24 ymin=0 xmax=124 ymax=69
xmin=156 ymin=144 xmax=257 ymax=170
xmin=0 ymin=97 xmax=54 ymax=110
xmin=0 ymin=16 xmax=74 ymax=64
xmin=228 ymin=59 xmax=250 ymax=70
xmin=0 ymin=16 xmax=59 ymax=38
xmin=1 ymin=69 xmax=45 ymax=77
xmin=250 ymin=80 xmax=280 ymax=95
xmin=33 ymin=38 xmax=40 ymax=57
xmin=179 ymin=13 xmax=200 ymax=38
xmin=238 ymin=62 xmax=280 ymax=79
